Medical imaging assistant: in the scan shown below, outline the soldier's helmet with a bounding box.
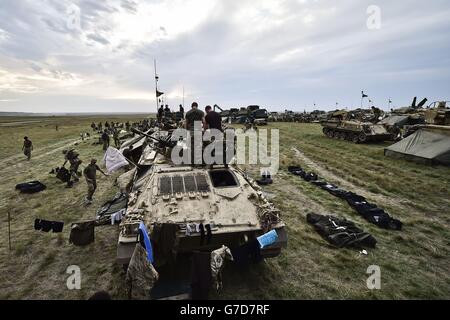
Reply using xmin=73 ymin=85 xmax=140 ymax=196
xmin=62 ymin=149 xmax=68 ymax=154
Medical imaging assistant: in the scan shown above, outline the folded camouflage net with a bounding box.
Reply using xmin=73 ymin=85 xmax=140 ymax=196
xmin=126 ymin=244 xmax=159 ymax=300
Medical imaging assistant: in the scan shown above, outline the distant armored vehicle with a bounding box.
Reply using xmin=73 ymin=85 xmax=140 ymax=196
xmin=321 ymin=110 xmax=393 ymax=143
xmin=391 ymin=97 xmax=428 ymax=115
xmin=424 ymin=101 xmax=450 ymax=126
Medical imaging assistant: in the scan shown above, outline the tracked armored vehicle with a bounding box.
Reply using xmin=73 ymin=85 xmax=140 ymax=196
xmin=321 ymin=110 xmax=393 ymax=143
xmin=116 ymin=128 xmax=287 ymax=268
xmin=424 ymin=101 xmax=450 ymax=126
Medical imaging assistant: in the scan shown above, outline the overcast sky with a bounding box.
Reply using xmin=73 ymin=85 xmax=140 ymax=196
xmin=0 ymin=0 xmax=449 ymax=113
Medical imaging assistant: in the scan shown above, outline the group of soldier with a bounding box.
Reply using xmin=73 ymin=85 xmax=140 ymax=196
xmin=20 ymin=105 xmax=224 ymax=204
xmin=21 ymin=123 xmax=111 ymax=205
xmin=156 ymin=102 xmax=222 ymax=132
xmin=157 ymin=104 xmax=185 ymax=123
xmin=61 ymin=148 xmax=108 ymax=204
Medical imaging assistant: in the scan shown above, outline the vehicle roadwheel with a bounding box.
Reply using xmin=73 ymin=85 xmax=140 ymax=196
xmin=352 ymin=134 xmax=359 ymax=143
xmin=358 ymin=132 xmax=367 ymax=143
xmin=322 ymin=127 xmax=328 ymax=135
xmin=340 ymin=132 xmax=347 ymax=140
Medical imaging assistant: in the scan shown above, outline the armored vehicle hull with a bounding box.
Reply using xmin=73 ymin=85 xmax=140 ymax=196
xmin=321 ymin=120 xmax=393 ymax=143
xmin=116 ymin=130 xmax=287 ymax=266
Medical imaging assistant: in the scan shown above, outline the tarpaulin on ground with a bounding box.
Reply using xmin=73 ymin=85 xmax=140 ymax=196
xmin=384 ymin=126 xmax=450 ymax=165
xmin=103 ymin=146 xmax=129 ymax=173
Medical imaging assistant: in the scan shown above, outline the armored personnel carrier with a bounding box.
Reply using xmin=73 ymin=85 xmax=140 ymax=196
xmin=116 ymin=128 xmax=287 ymax=268
xmin=321 ymin=110 xmax=393 ymax=143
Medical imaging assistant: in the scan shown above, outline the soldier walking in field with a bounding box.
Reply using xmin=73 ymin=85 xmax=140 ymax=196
xmin=83 ymin=159 xmax=108 ymax=205
xmin=101 ymin=129 xmax=110 ymax=151
xmin=22 ymin=136 xmax=33 ymax=161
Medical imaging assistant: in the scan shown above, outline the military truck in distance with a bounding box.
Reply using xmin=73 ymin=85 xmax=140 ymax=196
xmin=251 ymin=107 xmax=269 ymax=125
xmin=321 ymin=110 xmax=393 ymax=143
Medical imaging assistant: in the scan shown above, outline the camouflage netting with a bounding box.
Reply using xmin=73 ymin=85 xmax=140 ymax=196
xmin=126 ymin=244 xmax=159 ymax=300
xmin=257 ymin=204 xmax=281 ymax=233
xmin=211 ymin=245 xmax=233 ymax=292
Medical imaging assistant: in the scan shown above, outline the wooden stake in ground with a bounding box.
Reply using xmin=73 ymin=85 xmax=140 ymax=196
xmin=8 ymin=210 xmax=11 ymax=252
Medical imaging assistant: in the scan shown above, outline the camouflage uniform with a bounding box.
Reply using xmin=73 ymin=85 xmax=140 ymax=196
xmin=83 ymin=163 xmax=101 ymax=201
xmin=101 ymin=132 xmax=110 ymax=151
xmin=113 ymin=130 xmax=120 ymax=147
xmin=126 ymin=244 xmax=159 ymax=300
xmin=66 ymin=150 xmax=81 ymax=182
xmin=23 ymin=139 xmax=33 ymax=161
xmin=211 ymin=245 xmax=233 ymax=291
xmin=185 ymin=108 xmax=205 ymax=165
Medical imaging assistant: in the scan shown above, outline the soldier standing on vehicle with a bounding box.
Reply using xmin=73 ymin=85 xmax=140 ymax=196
xmin=101 ymin=130 xmax=110 ymax=151
xmin=63 ymin=149 xmax=82 ymax=186
xmin=164 ymin=104 xmax=171 ymax=116
xmin=204 ymin=105 xmax=222 ymax=131
xmin=83 ymin=159 xmax=108 ymax=205
xmin=22 ymin=136 xmax=33 ymax=161
xmin=185 ymin=102 xmax=205 ymax=165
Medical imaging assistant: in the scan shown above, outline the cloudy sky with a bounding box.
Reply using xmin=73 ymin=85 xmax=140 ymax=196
xmin=0 ymin=0 xmax=449 ymax=113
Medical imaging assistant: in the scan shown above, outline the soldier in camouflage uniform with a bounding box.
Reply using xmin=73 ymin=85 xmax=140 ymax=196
xmin=101 ymin=130 xmax=110 ymax=151
xmin=63 ymin=149 xmax=82 ymax=186
xmin=113 ymin=128 xmax=121 ymax=148
xmin=185 ymin=102 xmax=205 ymax=165
xmin=22 ymin=136 xmax=33 ymax=161
xmin=83 ymin=158 xmax=107 ymax=204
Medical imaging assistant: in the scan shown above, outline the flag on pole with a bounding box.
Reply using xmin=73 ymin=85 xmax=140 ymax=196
xmin=362 ymin=91 xmax=368 ymax=98
xmin=156 ymin=90 xmax=164 ymax=97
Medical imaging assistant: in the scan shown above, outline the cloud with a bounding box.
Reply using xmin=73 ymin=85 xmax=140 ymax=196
xmin=86 ymin=33 xmax=111 ymax=45
xmin=0 ymin=0 xmax=449 ymax=113
xmin=121 ymin=0 xmax=138 ymax=13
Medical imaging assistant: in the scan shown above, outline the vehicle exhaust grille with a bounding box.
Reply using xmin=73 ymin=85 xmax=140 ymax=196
xmin=158 ymin=173 xmax=210 ymax=195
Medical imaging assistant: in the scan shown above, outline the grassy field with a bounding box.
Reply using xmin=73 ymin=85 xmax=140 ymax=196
xmin=0 ymin=118 xmax=449 ymax=300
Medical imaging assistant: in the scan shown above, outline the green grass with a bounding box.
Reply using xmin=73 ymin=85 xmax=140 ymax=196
xmin=0 ymin=119 xmax=449 ymax=299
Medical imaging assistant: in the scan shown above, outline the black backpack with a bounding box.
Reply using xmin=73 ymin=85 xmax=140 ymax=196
xmin=56 ymin=167 xmax=71 ymax=183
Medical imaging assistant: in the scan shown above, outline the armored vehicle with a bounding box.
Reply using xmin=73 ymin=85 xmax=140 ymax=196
xmin=229 ymin=105 xmax=269 ymax=124
xmin=321 ymin=110 xmax=393 ymax=143
xmin=424 ymin=101 xmax=450 ymax=126
xmin=116 ymin=128 xmax=287 ymax=267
